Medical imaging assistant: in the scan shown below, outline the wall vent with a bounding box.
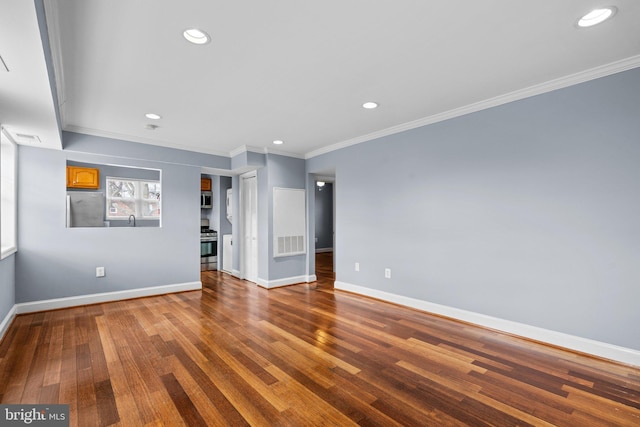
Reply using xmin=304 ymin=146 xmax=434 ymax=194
xmin=273 ymin=187 xmax=306 ymax=258
xmin=14 ymin=133 xmax=41 ymax=144
xmin=277 ymin=235 xmax=305 ymax=256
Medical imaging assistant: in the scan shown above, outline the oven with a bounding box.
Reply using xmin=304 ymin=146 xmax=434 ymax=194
xmin=200 ymin=219 xmax=217 ymax=271
xmin=201 ymin=235 xmax=218 ymax=271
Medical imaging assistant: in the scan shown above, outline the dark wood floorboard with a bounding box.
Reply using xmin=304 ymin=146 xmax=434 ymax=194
xmin=1 ymin=252 xmax=639 ymax=426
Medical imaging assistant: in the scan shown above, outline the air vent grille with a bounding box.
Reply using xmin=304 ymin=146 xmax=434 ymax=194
xmin=14 ymin=133 xmax=41 ymax=143
xmin=277 ymin=235 xmax=305 ymax=256
xmin=273 ymin=188 xmax=307 ymax=258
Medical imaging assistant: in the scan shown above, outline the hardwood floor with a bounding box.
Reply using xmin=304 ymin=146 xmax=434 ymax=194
xmin=1 ymin=252 xmax=639 ymax=426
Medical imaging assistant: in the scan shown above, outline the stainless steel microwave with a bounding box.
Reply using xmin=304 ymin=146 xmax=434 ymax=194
xmin=201 ymin=191 xmax=213 ymax=208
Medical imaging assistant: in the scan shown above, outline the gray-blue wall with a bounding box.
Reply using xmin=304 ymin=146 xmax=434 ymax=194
xmin=16 ymin=135 xmax=202 ymax=303
xmin=0 ymin=255 xmax=15 ymax=325
xmin=63 ymin=131 xmax=231 ymax=170
xmin=217 ymin=176 xmax=232 ymax=268
xmin=249 ymin=154 xmax=308 ymax=283
xmin=264 ymin=154 xmax=307 ymax=282
xmin=307 ymin=67 xmax=640 ymax=350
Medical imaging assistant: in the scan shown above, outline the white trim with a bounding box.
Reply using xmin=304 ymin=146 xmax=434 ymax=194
xmin=0 ymin=305 xmax=17 ymax=342
xmin=230 ymin=145 xmax=305 ymax=160
xmin=263 ymin=147 xmax=305 ymax=159
xmin=1 ymin=127 xmax=18 ymax=259
xmin=43 ymin=0 xmax=67 ymax=126
xmin=64 ymin=125 xmax=231 ymax=158
xmin=334 ymin=281 xmax=640 ymax=367
xmin=1 ymin=247 xmax=17 ymax=260
xmin=315 ymin=248 xmax=333 ymax=253
xmin=257 ymin=275 xmax=317 ymax=289
xmin=306 ymin=55 xmax=640 ymax=159
xmin=239 ymin=171 xmax=258 ymax=283
xmin=231 ymin=269 xmax=242 ymax=278
xmin=15 ymin=281 xmax=202 ymax=314
xmin=229 ymin=145 xmax=263 ymax=158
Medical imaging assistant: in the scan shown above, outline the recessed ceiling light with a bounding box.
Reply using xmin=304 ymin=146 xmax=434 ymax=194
xmin=362 ymin=101 xmax=378 ymax=109
xmin=273 ymin=140 xmax=284 ymax=145
xmin=578 ymin=7 xmax=616 ymax=27
xmin=145 ymin=124 xmax=159 ymax=130
xmin=145 ymin=113 xmax=161 ymax=120
xmin=183 ymin=28 xmax=211 ymax=44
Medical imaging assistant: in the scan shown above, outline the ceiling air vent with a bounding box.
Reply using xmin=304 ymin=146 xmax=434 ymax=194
xmin=14 ymin=133 xmax=42 ymax=144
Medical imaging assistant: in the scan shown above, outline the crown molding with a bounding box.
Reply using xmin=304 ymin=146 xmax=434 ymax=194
xmin=229 ymin=145 xmax=263 ymax=157
xmin=0 ymin=127 xmax=16 ymax=145
xmin=229 ymin=145 xmax=248 ymax=157
xmin=305 ymin=55 xmax=640 ymax=159
xmin=263 ymin=147 xmax=305 ymax=159
xmin=63 ymin=125 xmax=230 ymax=157
xmin=230 ymin=144 xmax=305 ymax=159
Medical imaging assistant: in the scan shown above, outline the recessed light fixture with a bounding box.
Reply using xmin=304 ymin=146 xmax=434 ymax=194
xmin=362 ymin=101 xmax=378 ymax=109
xmin=145 ymin=124 xmax=159 ymax=130
xmin=145 ymin=113 xmax=161 ymax=120
xmin=577 ymin=7 xmax=616 ymax=27
xmin=183 ymin=28 xmax=211 ymax=44
xmin=273 ymin=140 xmax=284 ymax=145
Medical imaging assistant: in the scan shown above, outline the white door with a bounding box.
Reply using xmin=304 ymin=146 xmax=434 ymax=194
xmin=240 ymin=173 xmax=258 ymax=283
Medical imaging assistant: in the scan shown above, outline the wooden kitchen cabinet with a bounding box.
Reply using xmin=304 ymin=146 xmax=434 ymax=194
xmin=67 ymin=166 xmax=100 ymax=189
xmin=201 ymin=178 xmax=212 ymax=191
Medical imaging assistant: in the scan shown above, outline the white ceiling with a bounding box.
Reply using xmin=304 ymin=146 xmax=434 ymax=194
xmin=4 ymin=1 xmax=640 ymax=157
xmin=0 ymin=0 xmax=61 ymax=150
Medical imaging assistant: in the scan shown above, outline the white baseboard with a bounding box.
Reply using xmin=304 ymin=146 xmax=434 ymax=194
xmin=0 ymin=305 xmax=17 ymax=343
xmin=315 ymin=248 xmax=334 ymax=253
xmin=334 ymin=281 xmax=640 ymax=367
xmin=15 ymin=281 xmax=202 ymax=315
xmin=257 ymin=275 xmax=317 ymax=289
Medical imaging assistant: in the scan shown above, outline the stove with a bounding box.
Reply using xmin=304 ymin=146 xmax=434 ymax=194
xmin=201 ymin=228 xmax=217 ymax=238
xmin=200 ymin=219 xmax=218 ymax=271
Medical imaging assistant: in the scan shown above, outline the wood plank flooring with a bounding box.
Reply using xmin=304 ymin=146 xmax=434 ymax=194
xmin=1 ymin=252 xmax=639 ymax=426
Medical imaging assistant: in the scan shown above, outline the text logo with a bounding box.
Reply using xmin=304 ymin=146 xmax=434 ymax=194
xmin=0 ymin=405 xmax=69 ymax=426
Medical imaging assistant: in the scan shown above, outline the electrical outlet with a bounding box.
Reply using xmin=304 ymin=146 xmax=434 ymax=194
xmin=355 ymin=262 xmax=360 ymax=272
xmin=384 ymin=268 xmax=391 ymax=279
xmin=96 ymin=267 xmax=105 ymax=278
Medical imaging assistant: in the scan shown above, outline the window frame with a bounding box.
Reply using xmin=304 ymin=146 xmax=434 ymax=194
xmin=105 ymin=176 xmax=161 ymax=220
xmin=1 ymin=128 xmax=18 ymax=259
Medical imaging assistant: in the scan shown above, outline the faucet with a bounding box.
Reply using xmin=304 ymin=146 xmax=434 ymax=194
xmin=128 ymin=214 xmax=136 ymax=227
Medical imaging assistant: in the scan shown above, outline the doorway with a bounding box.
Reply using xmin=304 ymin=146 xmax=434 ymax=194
xmin=314 ymin=174 xmax=335 ymax=278
xmin=240 ymin=171 xmax=258 ymax=283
